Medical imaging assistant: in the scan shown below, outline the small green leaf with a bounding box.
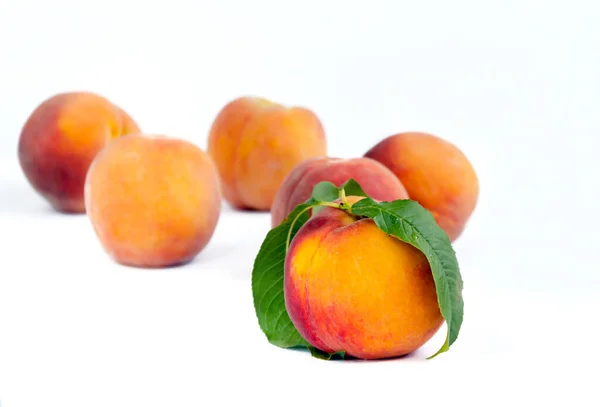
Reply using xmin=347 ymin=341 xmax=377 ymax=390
xmin=308 ymin=347 xmax=346 ymax=360
xmin=311 ymin=181 xmax=339 ymax=202
xmin=251 ymin=200 xmax=320 ymax=349
xmin=350 ymin=197 xmax=464 ymax=359
xmin=339 ymin=178 xmax=368 ymax=198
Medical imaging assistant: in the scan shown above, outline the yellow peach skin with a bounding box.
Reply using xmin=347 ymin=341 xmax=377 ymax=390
xmin=284 ymin=197 xmax=444 ymax=359
xmin=18 ymin=91 xmax=141 ymax=213
xmin=365 ymin=132 xmax=479 ymax=241
xmin=207 ymin=96 xmax=327 ymax=211
xmin=84 ymin=134 xmax=221 ymax=268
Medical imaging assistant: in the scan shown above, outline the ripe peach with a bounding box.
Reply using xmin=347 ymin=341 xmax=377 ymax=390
xmin=271 ymin=157 xmax=409 ymax=227
xmin=18 ymin=91 xmax=141 ymax=213
xmin=84 ymin=134 xmax=221 ymax=268
xmin=284 ymin=197 xmax=443 ymax=359
xmin=207 ymin=96 xmax=327 ymax=211
xmin=365 ymin=132 xmax=479 ymax=241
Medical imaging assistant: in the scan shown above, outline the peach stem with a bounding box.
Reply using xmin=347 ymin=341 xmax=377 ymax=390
xmin=339 ymin=187 xmax=350 ymax=210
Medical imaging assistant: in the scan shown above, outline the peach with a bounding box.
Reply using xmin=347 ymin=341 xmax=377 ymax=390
xmin=365 ymin=132 xmax=479 ymax=241
xmin=207 ymin=96 xmax=327 ymax=211
xmin=284 ymin=197 xmax=443 ymax=359
xmin=84 ymin=134 xmax=221 ymax=268
xmin=18 ymin=91 xmax=141 ymax=213
xmin=271 ymin=157 xmax=409 ymax=227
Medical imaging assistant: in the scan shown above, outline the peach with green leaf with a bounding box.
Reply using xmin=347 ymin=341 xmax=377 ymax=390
xmin=252 ymin=179 xmax=464 ymax=360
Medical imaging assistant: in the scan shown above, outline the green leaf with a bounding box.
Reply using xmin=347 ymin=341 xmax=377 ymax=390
xmin=251 ymin=199 xmax=320 ymax=349
xmin=349 ymin=197 xmax=464 ymax=359
xmin=339 ymin=178 xmax=368 ymax=198
xmin=308 ymin=347 xmax=346 ymax=360
xmin=311 ymin=181 xmax=339 ymax=202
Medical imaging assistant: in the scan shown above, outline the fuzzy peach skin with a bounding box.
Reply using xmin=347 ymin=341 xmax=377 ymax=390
xmin=271 ymin=156 xmax=410 ymax=227
xmin=284 ymin=197 xmax=444 ymax=359
xmin=84 ymin=134 xmax=221 ymax=268
xmin=207 ymin=96 xmax=327 ymax=211
xmin=365 ymin=132 xmax=479 ymax=242
xmin=18 ymin=91 xmax=141 ymax=213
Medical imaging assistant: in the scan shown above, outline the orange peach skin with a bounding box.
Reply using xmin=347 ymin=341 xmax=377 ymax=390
xmin=365 ymin=132 xmax=479 ymax=241
xmin=271 ymin=156 xmax=410 ymax=227
xmin=84 ymin=134 xmax=221 ymax=268
xmin=18 ymin=92 xmax=141 ymax=213
xmin=284 ymin=199 xmax=443 ymax=359
xmin=207 ymin=96 xmax=327 ymax=211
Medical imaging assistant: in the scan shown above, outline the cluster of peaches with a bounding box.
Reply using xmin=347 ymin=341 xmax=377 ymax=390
xmin=18 ymin=91 xmax=478 ymax=359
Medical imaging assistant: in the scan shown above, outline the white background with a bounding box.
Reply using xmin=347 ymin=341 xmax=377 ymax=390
xmin=1 ymin=0 xmax=599 ymax=406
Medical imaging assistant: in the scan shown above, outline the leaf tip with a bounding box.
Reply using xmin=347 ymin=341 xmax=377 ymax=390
xmin=340 ymin=178 xmax=368 ymax=198
xmin=426 ymin=332 xmax=450 ymax=360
